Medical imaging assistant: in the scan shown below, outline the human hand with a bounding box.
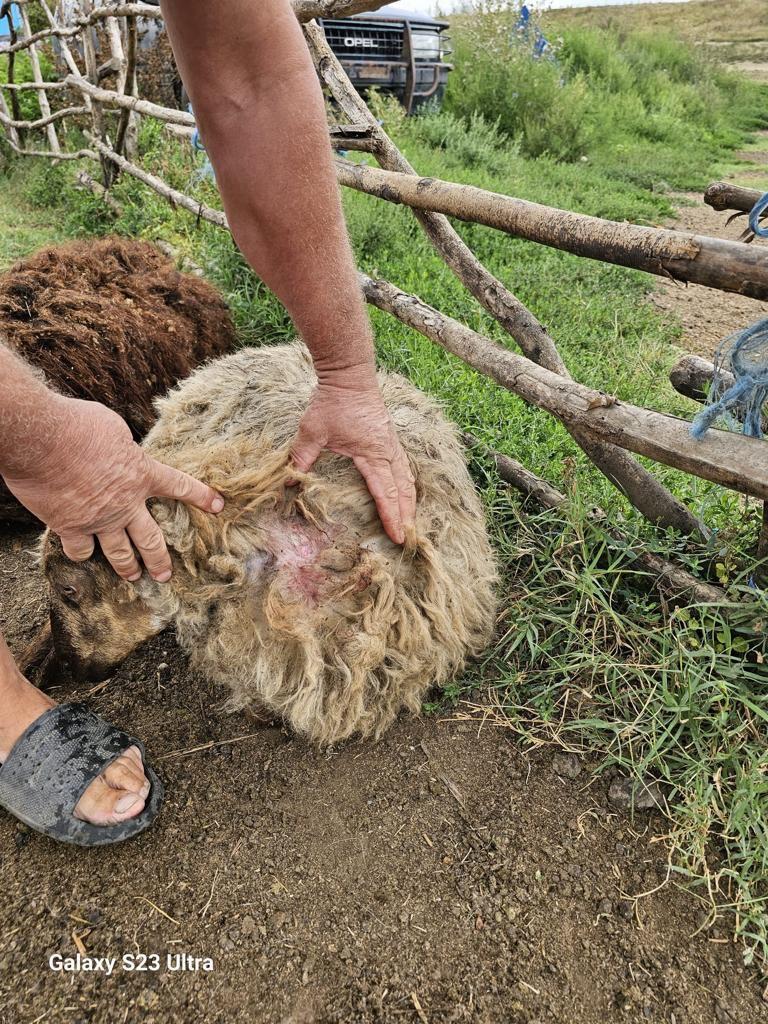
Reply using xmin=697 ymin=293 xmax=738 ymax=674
xmin=3 ymin=396 xmax=223 ymax=581
xmin=290 ymin=372 xmax=416 ymax=545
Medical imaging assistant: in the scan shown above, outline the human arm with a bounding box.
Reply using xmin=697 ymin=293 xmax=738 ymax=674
xmin=159 ymin=0 xmax=416 ymax=544
xmin=0 ymin=345 xmax=223 ymax=581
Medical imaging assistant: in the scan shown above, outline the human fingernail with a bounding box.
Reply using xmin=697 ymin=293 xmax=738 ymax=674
xmin=140 ymin=781 xmax=150 ymax=799
xmin=211 ymin=495 xmax=225 ymax=513
xmin=116 ymin=794 xmax=140 ymax=814
xmin=154 ymin=570 xmax=172 ymax=583
xmin=127 ymin=572 xmax=142 ymax=582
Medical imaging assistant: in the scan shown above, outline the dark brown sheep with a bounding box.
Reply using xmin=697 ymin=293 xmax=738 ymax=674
xmin=0 ymin=236 xmax=237 ymax=523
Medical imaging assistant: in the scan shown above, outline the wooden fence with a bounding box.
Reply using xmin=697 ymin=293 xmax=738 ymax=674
xmin=1 ymin=0 xmax=767 ymax=601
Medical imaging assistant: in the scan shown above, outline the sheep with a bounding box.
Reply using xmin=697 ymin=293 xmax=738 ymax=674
xmin=42 ymin=342 xmax=498 ymax=746
xmin=0 ymin=236 xmax=237 ymax=523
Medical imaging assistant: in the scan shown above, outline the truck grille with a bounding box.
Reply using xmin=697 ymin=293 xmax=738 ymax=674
xmin=322 ymin=21 xmax=404 ymax=61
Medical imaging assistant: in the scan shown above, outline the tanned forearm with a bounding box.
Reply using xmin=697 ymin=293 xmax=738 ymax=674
xmin=160 ymin=0 xmax=375 ymax=384
xmin=0 ymin=346 xmax=65 ymax=480
xmin=159 ymin=0 xmax=416 ymax=544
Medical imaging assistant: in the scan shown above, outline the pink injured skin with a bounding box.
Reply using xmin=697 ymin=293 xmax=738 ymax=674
xmin=245 ymin=511 xmax=371 ymax=607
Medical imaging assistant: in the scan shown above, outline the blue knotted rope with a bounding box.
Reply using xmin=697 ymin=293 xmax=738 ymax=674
xmin=749 ymin=190 xmax=768 ymax=239
xmin=691 ymin=316 xmax=768 ymax=440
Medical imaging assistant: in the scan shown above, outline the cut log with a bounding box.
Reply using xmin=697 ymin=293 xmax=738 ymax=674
xmin=336 ymin=160 xmax=768 ymax=300
xmin=461 ymin=434 xmax=725 ymax=605
xmin=669 ymin=354 xmax=728 ymax=404
xmin=704 ymin=181 xmax=765 ymax=216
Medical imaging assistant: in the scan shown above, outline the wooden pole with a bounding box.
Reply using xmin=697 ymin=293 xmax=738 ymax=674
xmin=335 ymin=159 xmax=768 ymax=300
xmin=18 ymin=3 xmax=60 ymax=152
xmin=462 ymin=433 xmax=725 ymax=604
xmin=360 ymin=273 xmax=768 ymax=502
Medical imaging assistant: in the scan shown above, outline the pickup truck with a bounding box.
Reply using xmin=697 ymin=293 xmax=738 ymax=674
xmin=319 ymin=5 xmax=452 ymax=113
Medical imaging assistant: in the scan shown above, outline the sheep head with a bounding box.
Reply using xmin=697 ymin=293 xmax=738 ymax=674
xmin=40 ymin=532 xmax=167 ymax=681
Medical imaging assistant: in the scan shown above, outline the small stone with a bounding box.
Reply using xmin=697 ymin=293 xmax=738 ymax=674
xmin=241 ymin=915 xmax=257 ymax=937
xmin=608 ymin=775 xmax=666 ymax=811
xmin=598 ymin=898 xmax=613 ymax=917
xmin=552 ymin=753 xmax=582 ymax=779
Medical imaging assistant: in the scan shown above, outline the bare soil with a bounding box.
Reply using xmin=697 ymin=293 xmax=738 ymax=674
xmin=2 ymin=521 xmax=768 ymax=1024
xmin=649 ymin=132 xmax=768 ymax=358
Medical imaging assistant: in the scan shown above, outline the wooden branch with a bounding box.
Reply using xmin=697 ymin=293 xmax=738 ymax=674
xmin=293 ymin=0 xmax=393 ymax=20
xmin=0 ymin=104 xmax=88 ymax=130
xmin=39 ymin=0 xmax=87 ymax=80
xmin=0 ymin=89 xmax=20 ymax=147
xmin=668 ymin=353 xmax=768 ymax=435
xmin=87 ymin=134 xmax=228 ymax=227
xmin=0 ymin=3 xmax=161 ymax=53
xmin=4 ymin=6 xmax=23 ymax=136
xmin=2 ymin=137 xmax=97 ymax=160
xmin=0 ymin=79 xmax=71 ymax=90
xmin=462 ymin=434 xmax=725 ymax=605
xmin=113 ymin=13 xmax=138 ymax=159
xmin=76 ymin=168 xmax=124 ymax=214
xmin=669 ymin=354 xmax=727 ymax=404
xmin=360 ymin=273 xmax=768 ymax=502
xmin=336 ymin=160 xmax=768 ymax=301
xmin=306 ymin=21 xmax=701 ymax=537
xmin=66 ymin=75 xmax=195 ymax=125
xmin=704 ymin=181 xmax=765 ymax=216
xmin=19 ymin=4 xmax=60 ymax=153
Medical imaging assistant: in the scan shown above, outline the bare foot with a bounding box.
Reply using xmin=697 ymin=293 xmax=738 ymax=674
xmin=0 ymin=671 xmax=149 ymax=827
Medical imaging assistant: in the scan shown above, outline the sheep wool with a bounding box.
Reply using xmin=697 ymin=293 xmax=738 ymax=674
xmin=142 ymin=342 xmax=498 ymax=746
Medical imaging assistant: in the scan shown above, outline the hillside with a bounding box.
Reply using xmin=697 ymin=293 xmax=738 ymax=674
xmin=544 ymin=0 xmax=768 ymax=80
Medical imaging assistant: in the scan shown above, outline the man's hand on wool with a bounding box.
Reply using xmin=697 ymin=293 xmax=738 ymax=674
xmin=3 ymin=396 xmax=224 ymax=581
xmin=290 ymin=368 xmax=416 ymax=546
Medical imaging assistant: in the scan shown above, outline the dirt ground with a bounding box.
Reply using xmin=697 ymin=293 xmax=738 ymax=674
xmin=649 ymin=130 xmax=768 ymax=357
xmin=2 ymin=517 xmax=768 ymax=1024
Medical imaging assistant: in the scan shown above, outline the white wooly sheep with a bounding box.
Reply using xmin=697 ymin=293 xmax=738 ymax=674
xmin=44 ymin=342 xmax=498 ymax=745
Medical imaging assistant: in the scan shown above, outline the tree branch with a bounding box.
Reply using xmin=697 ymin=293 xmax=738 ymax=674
xmin=360 ymin=273 xmax=768 ymax=502
xmin=336 ymin=159 xmax=768 ymax=300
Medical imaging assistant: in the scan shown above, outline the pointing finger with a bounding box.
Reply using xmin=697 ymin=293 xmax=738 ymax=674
xmin=147 ymin=458 xmax=224 ymax=514
xmin=391 ymin=445 xmax=417 ymax=536
xmin=353 ymin=456 xmax=405 ymax=546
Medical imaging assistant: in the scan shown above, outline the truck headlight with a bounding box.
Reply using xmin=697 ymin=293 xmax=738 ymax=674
xmin=411 ymin=30 xmax=441 ymax=61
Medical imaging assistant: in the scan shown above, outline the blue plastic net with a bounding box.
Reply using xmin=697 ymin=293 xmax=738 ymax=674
xmin=690 ymin=191 xmax=768 ymax=440
xmin=691 ymin=316 xmax=768 ymax=439
xmin=749 ymin=190 xmax=768 ymax=239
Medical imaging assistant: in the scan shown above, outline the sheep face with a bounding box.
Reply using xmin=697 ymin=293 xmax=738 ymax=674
xmin=41 ymin=533 xmax=166 ymax=681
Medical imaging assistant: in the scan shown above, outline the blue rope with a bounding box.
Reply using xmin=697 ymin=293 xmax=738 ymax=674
xmin=691 ymin=316 xmax=768 ymax=440
xmin=749 ymin=191 xmax=768 ymax=239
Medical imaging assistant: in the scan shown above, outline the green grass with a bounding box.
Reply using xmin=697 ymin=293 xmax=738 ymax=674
xmin=3 ymin=16 xmax=768 ymax=964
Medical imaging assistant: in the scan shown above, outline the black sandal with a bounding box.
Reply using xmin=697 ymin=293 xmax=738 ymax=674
xmin=0 ymin=702 xmax=163 ymax=846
